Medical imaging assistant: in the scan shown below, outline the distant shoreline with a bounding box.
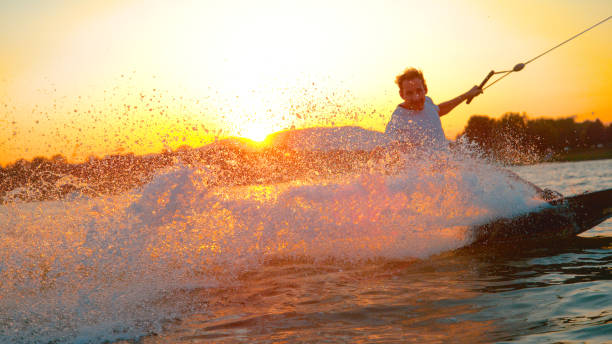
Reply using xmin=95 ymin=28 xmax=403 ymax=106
xmin=550 ymin=147 xmax=612 ymax=162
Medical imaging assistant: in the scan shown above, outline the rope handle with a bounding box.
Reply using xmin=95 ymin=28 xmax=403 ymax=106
xmin=466 ymin=71 xmax=494 ymax=104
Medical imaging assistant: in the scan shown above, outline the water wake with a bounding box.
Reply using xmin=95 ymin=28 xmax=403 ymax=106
xmin=0 ymin=138 xmax=545 ymax=343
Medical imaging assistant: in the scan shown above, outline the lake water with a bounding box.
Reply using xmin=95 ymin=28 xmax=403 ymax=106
xmin=1 ymin=153 xmax=610 ymax=344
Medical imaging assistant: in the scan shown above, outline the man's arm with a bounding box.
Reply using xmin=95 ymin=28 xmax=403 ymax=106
xmin=437 ymin=86 xmax=482 ymax=117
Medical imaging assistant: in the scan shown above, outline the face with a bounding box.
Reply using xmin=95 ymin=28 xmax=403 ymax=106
xmin=399 ymin=78 xmax=426 ymax=111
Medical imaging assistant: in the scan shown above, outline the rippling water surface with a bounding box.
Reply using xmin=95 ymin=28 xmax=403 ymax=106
xmin=1 ymin=151 xmax=610 ymax=344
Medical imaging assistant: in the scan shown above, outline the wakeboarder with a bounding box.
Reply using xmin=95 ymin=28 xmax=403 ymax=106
xmin=385 ymin=67 xmax=482 ymax=148
xmin=385 ymin=67 xmax=562 ymax=201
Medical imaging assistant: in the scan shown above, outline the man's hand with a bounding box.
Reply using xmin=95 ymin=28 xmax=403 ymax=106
xmin=465 ymin=85 xmax=483 ymax=100
xmin=439 ymin=86 xmax=484 ymax=116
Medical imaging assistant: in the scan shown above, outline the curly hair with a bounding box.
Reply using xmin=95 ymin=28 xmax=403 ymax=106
xmin=395 ymin=68 xmax=427 ymax=93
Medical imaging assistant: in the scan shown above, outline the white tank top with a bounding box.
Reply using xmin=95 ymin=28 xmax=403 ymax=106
xmin=384 ymin=96 xmax=448 ymax=148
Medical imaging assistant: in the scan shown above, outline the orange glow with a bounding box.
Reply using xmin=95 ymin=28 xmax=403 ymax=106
xmin=0 ymin=0 xmax=610 ymax=165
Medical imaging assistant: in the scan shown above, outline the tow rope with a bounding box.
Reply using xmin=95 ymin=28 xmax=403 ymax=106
xmin=467 ymin=15 xmax=611 ymax=104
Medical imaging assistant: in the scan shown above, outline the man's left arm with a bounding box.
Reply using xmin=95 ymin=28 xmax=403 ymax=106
xmin=437 ymin=86 xmax=482 ymax=117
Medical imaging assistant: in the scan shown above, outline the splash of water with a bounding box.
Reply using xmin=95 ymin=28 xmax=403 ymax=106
xmin=0 ymin=139 xmax=545 ymax=343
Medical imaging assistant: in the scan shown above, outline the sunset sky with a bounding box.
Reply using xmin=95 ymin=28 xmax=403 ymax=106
xmin=1 ymin=0 xmax=611 ymax=165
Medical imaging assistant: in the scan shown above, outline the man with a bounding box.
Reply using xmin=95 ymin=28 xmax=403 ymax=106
xmin=385 ymin=68 xmax=482 ymax=148
xmin=384 ymin=68 xmax=562 ymax=201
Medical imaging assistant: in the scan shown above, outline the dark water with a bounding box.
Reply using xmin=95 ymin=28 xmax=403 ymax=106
xmin=144 ymin=240 xmax=611 ymax=343
xmin=136 ymin=239 xmax=610 ymax=344
xmin=1 ymin=151 xmax=610 ymax=343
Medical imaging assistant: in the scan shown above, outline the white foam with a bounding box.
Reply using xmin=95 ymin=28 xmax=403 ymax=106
xmin=0 ymin=142 xmax=545 ymax=343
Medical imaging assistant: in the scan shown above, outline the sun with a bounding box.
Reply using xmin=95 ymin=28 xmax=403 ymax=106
xmin=219 ymin=92 xmax=288 ymax=143
xmin=241 ymin=124 xmax=272 ymax=142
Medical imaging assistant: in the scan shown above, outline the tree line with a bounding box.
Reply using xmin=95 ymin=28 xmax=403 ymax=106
xmin=459 ymin=113 xmax=612 ymax=162
xmin=2 ymin=114 xmax=610 ymax=202
xmin=0 ymin=141 xmax=375 ymax=203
